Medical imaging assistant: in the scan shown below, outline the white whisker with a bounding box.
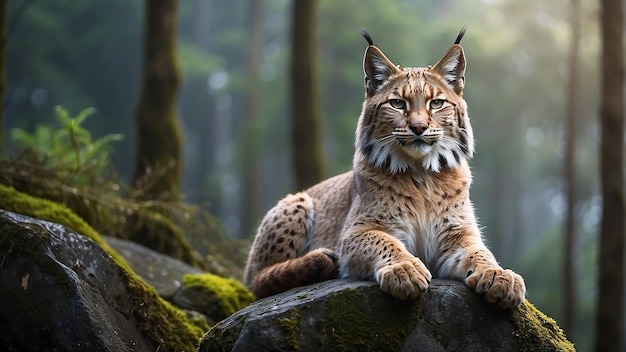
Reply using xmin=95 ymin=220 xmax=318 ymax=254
xmin=378 ymin=134 xmax=396 ymax=142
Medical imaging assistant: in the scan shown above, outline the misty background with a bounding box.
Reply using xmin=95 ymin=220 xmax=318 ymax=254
xmin=4 ymin=0 xmax=604 ymax=349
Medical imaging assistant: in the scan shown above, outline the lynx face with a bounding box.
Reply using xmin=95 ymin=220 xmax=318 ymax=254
xmin=356 ymin=31 xmax=475 ymax=174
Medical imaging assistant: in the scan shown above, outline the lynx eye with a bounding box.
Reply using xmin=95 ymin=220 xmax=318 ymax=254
xmin=429 ymin=99 xmax=445 ymax=109
xmin=388 ymin=99 xmax=406 ymax=110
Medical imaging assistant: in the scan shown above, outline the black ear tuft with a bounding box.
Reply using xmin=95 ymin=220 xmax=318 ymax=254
xmin=361 ymin=29 xmax=400 ymax=96
xmin=360 ymin=28 xmax=374 ymax=46
xmin=431 ymin=28 xmax=468 ymax=94
xmin=454 ymin=26 xmax=467 ymax=45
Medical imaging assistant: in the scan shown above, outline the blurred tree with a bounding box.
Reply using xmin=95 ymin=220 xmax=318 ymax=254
xmin=240 ymin=0 xmax=265 ymax=239
xmin=0 ymin=0 xmax=6 ymax=153
xmin=132 ymin=0 xmax=183 ymax=202
xmin=562 ymin=0 xmax=580 ymax=339
xmin=594 ymin=0 xmax=624 ymax=350
xmin=290 ymin=0 xmax=325 ymax=190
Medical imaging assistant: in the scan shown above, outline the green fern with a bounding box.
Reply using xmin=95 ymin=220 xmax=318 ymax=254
xmin=10 ymin=106 xmax=123 ymax=180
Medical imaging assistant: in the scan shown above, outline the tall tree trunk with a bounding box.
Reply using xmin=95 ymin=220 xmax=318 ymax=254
xmin=132 ymin=0 xmax=183 ymax=202
xmin=594 ymin=0 xmax=625 ymax=350
xmin=562 ymin=0 xmax=580 ymax=339
xmin=290 ymin=0 xmax=325 ymax=190
xmin=125 ymin=0 xmax=202 ymax=266
xmin=0 ymin=0 xmax=7 ymax=154
xmin=239 ymin=0 xmax=265 ymax=239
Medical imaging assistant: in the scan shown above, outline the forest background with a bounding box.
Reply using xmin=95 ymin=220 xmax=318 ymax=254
xmin=2 ymin=0 xmax=612 ymax=350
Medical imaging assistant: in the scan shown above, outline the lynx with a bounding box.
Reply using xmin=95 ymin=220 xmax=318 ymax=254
xmin=243 ymin=28 xmax=526 ymax=309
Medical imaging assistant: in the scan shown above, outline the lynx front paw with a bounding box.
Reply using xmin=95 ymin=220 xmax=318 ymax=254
xmin=376 ymin=257 xmax=432 ymax=300
xmin=465 ymin=267 xmax=526 ymax=308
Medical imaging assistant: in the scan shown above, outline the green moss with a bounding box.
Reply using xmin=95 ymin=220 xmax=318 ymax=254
xmin=277 ymin=311 xmax=302 ymax=351
xmin=310 ymin=285 xmax=572 ymax=351
xmin=124 ymin=274 xmax=209 ymax=349
xmin=0 ymin=184 xmax=209 ymax=351
xmin=509 ymin=300 xmax=575 ymax=351
xmin=317 ymin=288 xmax=417 ymax=351
xmin=0 ymin=184 xmax=133 ymax=272
xmin=182 ymin=273 xmax=254 ymax=319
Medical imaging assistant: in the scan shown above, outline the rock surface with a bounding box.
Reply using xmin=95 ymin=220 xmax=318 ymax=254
xmin=105 ymin=236 xmax=253 ymax=325
xmin=104 ymin=236 xmax=204 ymax=299
xmin=199 ymin=279 xmax=574 ymax=352
xmin=0 ymin=210 xmax=205 ymax=351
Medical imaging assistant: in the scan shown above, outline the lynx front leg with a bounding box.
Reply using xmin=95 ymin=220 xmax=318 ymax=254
xmin=439 ymin=240 xmax=526 ymax=309
xmin=243 ymin=192 xmax=338 ymax=299
xmin=340 ymin=228 xmax=432 ymax=300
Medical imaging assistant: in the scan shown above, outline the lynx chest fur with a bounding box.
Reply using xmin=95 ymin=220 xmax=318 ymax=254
xmin=244 ymin=28 xmax=526 ymax=309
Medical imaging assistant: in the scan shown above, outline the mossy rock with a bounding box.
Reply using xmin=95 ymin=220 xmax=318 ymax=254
xmin=199 ymin=279 xmax=574 ymax=352
xmin=0 ymin=185 xmax=208 ymax=351
xmin=172 ymin=273 xmax=254 ymax=324
xmin=1 ymin=161 xmax=233 ymax=273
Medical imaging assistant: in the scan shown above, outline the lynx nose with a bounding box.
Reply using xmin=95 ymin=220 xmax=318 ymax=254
xmin=409 ymin=123 xmax=428 ymax=136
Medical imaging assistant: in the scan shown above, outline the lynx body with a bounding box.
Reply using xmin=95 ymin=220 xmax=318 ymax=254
xmin=243 ymin=29 xmax=526 ymax=309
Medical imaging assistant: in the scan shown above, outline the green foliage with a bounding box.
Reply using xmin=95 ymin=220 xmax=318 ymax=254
xmin=6 ymin=0 xmax=142 ymax=171
xmin=10 ymin=106 xmax=122 ymax=181
xmin=2 ymin=107 xmax=247 ymax=278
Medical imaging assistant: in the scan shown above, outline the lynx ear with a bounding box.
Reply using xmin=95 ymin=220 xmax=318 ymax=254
xmin=362 ymin=30 xmax=401 ymax=96
xmin=432 ymin=45 xmax=466 ymax=94
xmin=432 ymin=26 xmax=467 ymax=95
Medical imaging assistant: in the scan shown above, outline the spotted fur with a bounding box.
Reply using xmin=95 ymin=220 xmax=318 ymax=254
xmin=244 ymin=29 xmax=526 ymax=309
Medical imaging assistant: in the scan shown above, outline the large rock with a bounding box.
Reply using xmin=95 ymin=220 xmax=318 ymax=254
xmin=199 ymin=279 xmax=574 ymax=352
xmin=0 ymin=209 xmax=206 ymax=351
